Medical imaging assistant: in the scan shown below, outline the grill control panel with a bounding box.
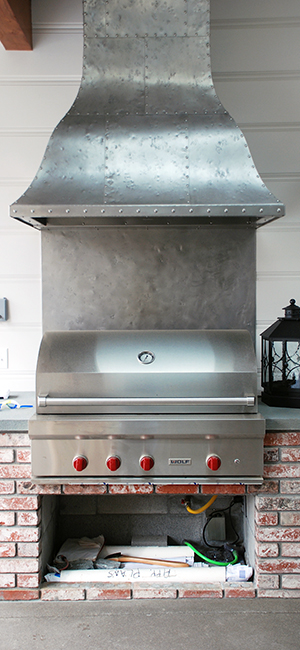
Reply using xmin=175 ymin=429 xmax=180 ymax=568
xmin=73 ymin=453 xmax=224 ymax=473
xmin=31 ymin=414 xmax=265 ymax=484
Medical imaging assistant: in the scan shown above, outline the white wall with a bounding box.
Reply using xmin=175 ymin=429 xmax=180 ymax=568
xmin=0 ymin=0 xmax=299 ymax=392
xmin=211 ymin=0 xmax=300 ymax=381
xmin=0 ymin=0 xmax=82 ymax=391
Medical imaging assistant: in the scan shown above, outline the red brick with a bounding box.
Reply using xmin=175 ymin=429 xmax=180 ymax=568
xmin=257 ymin=559 xmax=300 ymax=573
xmin=257 ymin=527 xmax=300 ymax=542
xmin=0 ymin=434 xmax=30 ymax=447
xmin=281 ymin=575 xmax=300 ymax=589
xmin=0 ymin=449 xmax=14 ymax=463
xmin=264 ymin=464 xmax=300 ymax=479
xmin=0 ymin=512 xmax=14 ymax=526
xmin=0 ymin=589 xmax=39 ymax=601
xmin=0 ymin=543 xmax=16 ymax=557
xmin=86 ymin=584 xmax=131 ymax=600
xmin=256 ymin=496 xmax=300 ymax=511
xmin=0 ymin=496 xmax=39 ymax=511
xmin=264 ymin=432 xmax=300 ymax=447
xmin=247 ymin=481 xmax=279 ymax=495
xmin=0 ymin=528 xmax=39 ymax=542
xmin=281 ymin=481 xmax=300 ymax=494
xmin=0 ymin=482 xmax=15 ymax=494
xmin=17 ymin=542 xmax=39 ymax=557
xmin=16 ymin=450 xmax=31 ymax=463
xmin=281 ymin=448 xmax=300 ymax=462
xmin=281 ymin=543 xmax=300 ymax=557
xmin=256 ymin=574 xmax=279 ymax=589
xmin=0 ymin=575 xmax=15 ymax=588
xmin=280 ymin=512 xmax=300 ymax=526
xmin=224 ymin=584 xmax=256 ymax=598
xmin=255 ymin=511 xmax=278 ymax=526
xmin=17 ymin=511 xmax=40 ymax=526
xmin=40 ymin=585 xmax=85 ymax=601
xmin=255 ymin=543 xmax=279 ymax=558
xmin=132 ymin=584 xmax=177 ymax=599
xmin=107 ymin=484 xmax=154 ymax=495
xmin=257 ymin=589 xmax=300 ymax=598
xmin=17 ymin=482 xmax=61 ymax=495
xmin=201 ymin=484 xmax=245 ymax=495
xmin=178 ymin=583 xmax=223 ymax=598
xmin=63 ymin=484 xmax=107 ymax=495
xmin=155 ymin=485 xmax=198 ymax=495
xmin=0 ymin=558 xmax=39 ymax=573
xmin=17 ymin=574 xmax=40 ymax=588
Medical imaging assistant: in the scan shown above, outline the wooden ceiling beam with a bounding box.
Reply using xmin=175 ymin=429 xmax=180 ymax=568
xmin=0 ymin=0 xmax=32 ymax=50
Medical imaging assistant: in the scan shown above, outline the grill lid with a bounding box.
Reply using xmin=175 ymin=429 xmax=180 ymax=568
xmin=36 ymin=329 xmax=258 ymax=415
xmin=10 ymin=0 xmax=284 ymax=229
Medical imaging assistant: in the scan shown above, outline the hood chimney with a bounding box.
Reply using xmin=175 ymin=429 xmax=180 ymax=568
xmin=10 ymin=0 xmax=285 ymax=228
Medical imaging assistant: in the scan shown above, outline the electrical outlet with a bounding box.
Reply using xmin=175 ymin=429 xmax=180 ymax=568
xmin=0 ymin=348 xmax=8 ymax=369
xmin=0 ymin=298 xmax=8 ymax=321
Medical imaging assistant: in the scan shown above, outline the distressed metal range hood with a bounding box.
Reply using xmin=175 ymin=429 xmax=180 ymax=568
xmin=11 ymin=0 xmax=285 ymax=229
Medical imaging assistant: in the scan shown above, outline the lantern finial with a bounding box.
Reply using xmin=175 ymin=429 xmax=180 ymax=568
xmin=283 ymin=299 xmax=300 ymax=320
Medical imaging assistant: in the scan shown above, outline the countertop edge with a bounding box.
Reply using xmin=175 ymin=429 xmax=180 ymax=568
xmin=1 ymin=394 xmax=300 ymax=433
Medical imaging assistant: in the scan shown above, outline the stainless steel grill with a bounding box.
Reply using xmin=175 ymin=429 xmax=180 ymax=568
xmin=29 ymin=330 xmax=264 ymax=483
xmin=29 ymin=329 xmax=265 ymax=484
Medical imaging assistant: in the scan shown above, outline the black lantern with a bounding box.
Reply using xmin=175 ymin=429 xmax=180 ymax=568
xmin=261 ymin=299 xmax=300 ymax=408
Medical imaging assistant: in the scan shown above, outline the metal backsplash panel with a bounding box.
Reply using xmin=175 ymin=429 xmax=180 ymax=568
xmin=41 ymin=227 xmax=256 ymax=338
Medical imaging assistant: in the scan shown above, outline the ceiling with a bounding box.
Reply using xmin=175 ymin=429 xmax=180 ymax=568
xmin=0 ymin=0 xmax=32 ymax=50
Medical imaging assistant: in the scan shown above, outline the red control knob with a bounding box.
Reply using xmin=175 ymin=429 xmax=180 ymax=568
xmin=140 ymin=455 xmax=154 ymax=471
xmin=206 ymin=455 xmax=221 ymax=471
xmin=73 ymin=455 xmax=88 ymax=472
xmin=106 ymin=456 xmax=121 ymax=472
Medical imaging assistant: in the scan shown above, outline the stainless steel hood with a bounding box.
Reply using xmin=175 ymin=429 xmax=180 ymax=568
xmin=10 ymin=0 xmax=285 ymax=229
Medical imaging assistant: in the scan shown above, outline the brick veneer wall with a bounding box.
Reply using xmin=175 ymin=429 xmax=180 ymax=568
xmin=0 ymin=430 xmax=300 ymax=600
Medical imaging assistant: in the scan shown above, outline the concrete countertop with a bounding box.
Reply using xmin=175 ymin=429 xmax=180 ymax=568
xmin=258 ymin=400 xmax=300 ymax=432
xmin=0 ymin=392 xmax=35 ymax=432
xmin=0 ymin=393 xmax=300 ymax=432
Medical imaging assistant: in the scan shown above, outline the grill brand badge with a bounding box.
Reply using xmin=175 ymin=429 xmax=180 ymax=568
xmin=169 ymin=458 xmax=192 ymax=466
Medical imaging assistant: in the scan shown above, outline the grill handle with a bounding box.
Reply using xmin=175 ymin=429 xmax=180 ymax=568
xmin=38 ymin=396 xmax=255 ymax=407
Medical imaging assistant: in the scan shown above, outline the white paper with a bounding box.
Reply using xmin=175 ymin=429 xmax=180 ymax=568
xmin=54 ymin=535 xmax=105 ymax=563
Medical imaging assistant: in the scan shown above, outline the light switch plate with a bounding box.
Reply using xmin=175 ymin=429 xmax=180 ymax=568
xmin=0 ymin=298 xmax=8 ymax=321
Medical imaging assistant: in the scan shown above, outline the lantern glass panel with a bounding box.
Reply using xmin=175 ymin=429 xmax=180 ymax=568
xmin=271 ymin=340 xmax=300 ymax=387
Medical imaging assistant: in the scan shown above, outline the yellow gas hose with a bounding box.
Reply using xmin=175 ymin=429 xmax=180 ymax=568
xmin=185 ymin=494 xmax=217 ymax=514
